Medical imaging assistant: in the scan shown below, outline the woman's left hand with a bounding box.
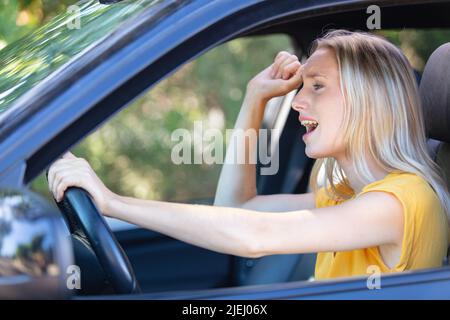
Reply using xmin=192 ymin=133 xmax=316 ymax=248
xmin=47 ymin=151 xmax=115 ymax=214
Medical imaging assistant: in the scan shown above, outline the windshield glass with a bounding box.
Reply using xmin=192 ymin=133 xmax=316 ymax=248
xmin=0 ymin=0 xmax=168 ymax=115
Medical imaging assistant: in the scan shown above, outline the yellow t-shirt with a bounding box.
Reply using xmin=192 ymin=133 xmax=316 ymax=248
xmin=314 ymin=172 xmax=449 ymax=280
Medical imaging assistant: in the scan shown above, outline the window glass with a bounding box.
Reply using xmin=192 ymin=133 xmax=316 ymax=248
xmin=31 ymin=34 xmax=293 ymax=204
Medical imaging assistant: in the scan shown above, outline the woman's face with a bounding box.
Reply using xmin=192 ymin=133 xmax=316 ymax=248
xmin=291 ymin=47 xmax=346 ymax=159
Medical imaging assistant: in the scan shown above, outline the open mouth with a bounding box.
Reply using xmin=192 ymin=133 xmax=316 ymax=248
xmin=300 ymin=120 xmax=319 ymax=134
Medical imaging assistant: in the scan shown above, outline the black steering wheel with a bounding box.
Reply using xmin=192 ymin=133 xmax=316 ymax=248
xmin=46 ymin=168 xmax=140 ymax=295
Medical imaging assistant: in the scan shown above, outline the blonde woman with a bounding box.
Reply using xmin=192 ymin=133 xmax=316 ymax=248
xmin=47 ymin=30 xmax=450 ymax=280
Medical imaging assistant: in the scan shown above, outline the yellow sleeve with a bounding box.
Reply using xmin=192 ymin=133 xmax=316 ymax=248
xmin=357 ymin=174 xmax=448 ymax=271
xmin=358 ymin=181 xmax=414 ymax=271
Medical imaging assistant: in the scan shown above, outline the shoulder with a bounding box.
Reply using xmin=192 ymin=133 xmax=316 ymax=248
xmin=360 ymin=172 xmax=438 ymax=209
xmin=315 ymin=171 xmax=437 ymax=215
xmin=310 ymin=181 xmax=406 ymax=249
xmin=356 ymin=171 xmax=443 ymax=244
xmin=358 ymin=172 xmax=448 ymax=270
xmin=315 ymin=172 xmax=430 ymax=244
xmin=347 ymin=187 xmax=405 ymax=245
xmin=367 ymin=171 xmax=427 ymax=188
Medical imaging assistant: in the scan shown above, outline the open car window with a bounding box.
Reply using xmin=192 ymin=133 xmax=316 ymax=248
xmin=30 ymin=33 xmax=293 ymax=230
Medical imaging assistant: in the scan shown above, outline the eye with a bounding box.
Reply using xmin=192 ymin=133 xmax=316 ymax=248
xmin=313 ymin=83 xmax=323 ymax=91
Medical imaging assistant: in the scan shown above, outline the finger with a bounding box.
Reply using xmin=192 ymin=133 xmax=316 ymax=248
xmin=274 ymin=51 xmax=291 ymax=65
xmin=55 ymin=175 xmax=78 ymax=202
xmin=48 ymin=161 xmax=63 ymax=195
xmin=277 ymin=56 xmax=298 ymax=79
xmin=48 ymin=159 xmax=80 ymax=194
xmin=276 ymin=56 xmax=298 ymax=79
xmin=284 ymin=65 xmax=304 ymax=88
xmin=269 ymin=63 xmax=276 ymax=78
xmin=55 ymin=173 xmax=89 ymax=202
xmin=52 ymin=169 xmax=71 ymax=200
xmin=271 ymin=51 xmax=292 ymax=78
xmin=281 ymin=61 xmax=302 ymax=80
xmin=274 ymin=56 xmax=292 ymax=79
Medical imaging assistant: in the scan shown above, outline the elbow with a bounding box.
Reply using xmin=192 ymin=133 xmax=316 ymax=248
xmin=236 ymin=211 xmax=271 ymax=258
xmin=228 ymin=235 xmax=263 ymax=258
xmin=245 ymin=249 xmax=265 ymax=259
xmin=240 ymin=234 xmax=266 ymax=259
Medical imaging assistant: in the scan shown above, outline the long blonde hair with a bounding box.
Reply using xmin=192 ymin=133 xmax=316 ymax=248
xmin=308 ymin=29 xmax=450 ymax=224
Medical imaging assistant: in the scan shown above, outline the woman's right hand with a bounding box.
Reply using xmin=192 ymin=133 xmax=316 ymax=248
xmin=247 ymin=51 xmax=303 ymax=102
xmin=47 ymin=151 xmax=115 ymax=215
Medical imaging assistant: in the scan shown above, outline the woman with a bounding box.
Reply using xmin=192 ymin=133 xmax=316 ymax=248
xmin=47 ymin=30 xmax=450 ymax=280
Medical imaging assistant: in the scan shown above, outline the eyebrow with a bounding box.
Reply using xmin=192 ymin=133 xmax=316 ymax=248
xmin=303 ymin=71 xmax=328 ymax=79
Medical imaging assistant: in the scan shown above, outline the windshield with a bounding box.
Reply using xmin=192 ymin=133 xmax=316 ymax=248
xmin=0 ymin=0 xmax=168 ymax=115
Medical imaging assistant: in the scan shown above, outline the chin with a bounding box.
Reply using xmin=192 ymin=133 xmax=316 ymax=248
xmin=304 ymin=147 xmax=319 ymax=159
xmin=305 ymin=145 xmax=330 ymax=159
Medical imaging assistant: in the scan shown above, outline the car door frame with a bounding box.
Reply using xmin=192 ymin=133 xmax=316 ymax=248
xmin=88 ymin=265 xmax=450 ymax=299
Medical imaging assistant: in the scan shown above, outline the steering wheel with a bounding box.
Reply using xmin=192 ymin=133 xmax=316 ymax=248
xmin=46 ymin=168 xmax=141 ymax=294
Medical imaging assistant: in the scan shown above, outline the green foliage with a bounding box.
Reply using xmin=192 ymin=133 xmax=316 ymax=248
xmin=32 ymin=34 xmax=293 ymax=203
xmin=0 ymin=0 xmax=75 ymax=46
xmin=378 ymin=29 xmax=450 ymax=71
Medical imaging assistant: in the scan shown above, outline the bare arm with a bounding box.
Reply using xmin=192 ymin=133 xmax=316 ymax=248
xmin=241 ymin=193 xmax=315 ymax=212
xmin=47 ymin=155 xmax=403 ymax=259
xmin=103 ymin=190 xmax=403 ymax=258
xmin=214 ymin=51 xmax=314 ymax=212
xmin=212 ymin=93 xmax=267 ymax=208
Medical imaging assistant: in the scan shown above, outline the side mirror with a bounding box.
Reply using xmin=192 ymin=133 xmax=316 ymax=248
xmin=0 ymin=188 xmax=74 ymax=299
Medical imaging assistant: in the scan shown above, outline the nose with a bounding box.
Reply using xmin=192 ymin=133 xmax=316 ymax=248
xmin=291 ymin=89 xmax=307 ymax=112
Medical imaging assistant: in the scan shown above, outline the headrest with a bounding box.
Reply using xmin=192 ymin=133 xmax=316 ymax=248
xmin=420 ymin=43 xmax=450 ymax=143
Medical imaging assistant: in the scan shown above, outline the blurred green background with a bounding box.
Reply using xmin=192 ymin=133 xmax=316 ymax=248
xmin=1 ymin=0 xmax=450 ymax=204
xmin=0 ymin=0 xmax=74 ymax=49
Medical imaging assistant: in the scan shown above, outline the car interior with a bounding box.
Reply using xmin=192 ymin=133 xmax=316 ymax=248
xmin=27 ymin=3 xmax=450 ymax=297
xmin=68 ymin=36 xmax=450 ymax=297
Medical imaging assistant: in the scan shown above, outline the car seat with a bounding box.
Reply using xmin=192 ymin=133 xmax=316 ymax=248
xmin=420 ymin=43 xmax=450 ymax=262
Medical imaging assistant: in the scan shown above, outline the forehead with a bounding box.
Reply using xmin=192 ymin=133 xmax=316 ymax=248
xmin=302 ymin=47 xmax=339 ymax=79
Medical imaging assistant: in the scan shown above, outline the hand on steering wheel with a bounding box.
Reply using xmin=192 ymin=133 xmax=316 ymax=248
xmin=46 ymin=153 xmax=140 ymax=294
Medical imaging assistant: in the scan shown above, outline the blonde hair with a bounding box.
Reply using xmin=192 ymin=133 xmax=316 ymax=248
xmin=308 ymin=29 xmax=450 ymax=224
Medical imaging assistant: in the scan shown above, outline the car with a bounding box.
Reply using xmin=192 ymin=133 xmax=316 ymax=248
xmin=0 ymin=0 xmax=449 ymax=300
